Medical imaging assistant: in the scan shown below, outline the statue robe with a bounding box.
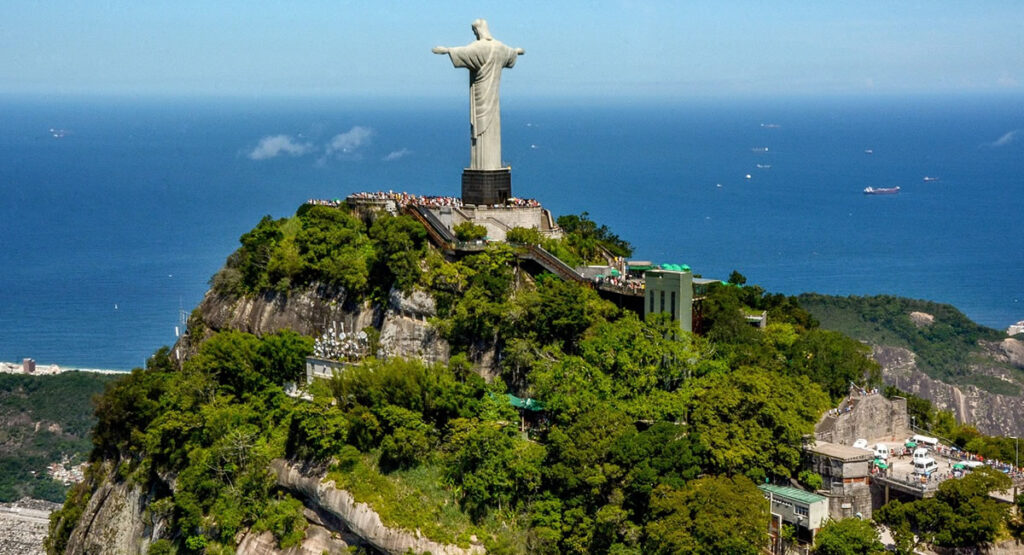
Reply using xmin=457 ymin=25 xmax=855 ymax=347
xmin=447 ymin=38 xmax=518 ymax=170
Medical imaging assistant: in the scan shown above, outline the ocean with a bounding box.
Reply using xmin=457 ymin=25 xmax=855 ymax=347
xmin=1 ymin=93 xmax=1022 ymax=370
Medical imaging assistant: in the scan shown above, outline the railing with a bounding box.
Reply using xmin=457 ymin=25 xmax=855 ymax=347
xmin=873 ymin=473 xmax=939 ymax=496
xmin=521 ymin=244 xmax=587 ymax=283
xmin=403 ymin=205 xmax=454 ymax=251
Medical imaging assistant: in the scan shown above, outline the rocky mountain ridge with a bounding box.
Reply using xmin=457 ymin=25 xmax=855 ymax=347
xmin=873 ymin=337 xmax=1024 ymax=437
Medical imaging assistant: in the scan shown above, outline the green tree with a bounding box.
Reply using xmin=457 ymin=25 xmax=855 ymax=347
xmin=875 ymin=467 xmax=1012 ymax=549
xmin=814 ymin=518 xmax=884 ymax=555
xmin=236 ymin=215 xmax=285 ymax=292
xmin=369 ymin=213 xmax=428 ymax=292
xmin=685 ymin=366 xmax=829 ymax=480
xmin=454 ymin=221 xmax=488 ymax=241
xmin=556 ymin=212 xmax=633 ymax=258
xmin=506 ymin=226 xmax=543 ymax=245
xmin=789 ymin=329 xmax=881 ymax=400
xmin=444 ymin=418 xmax=545 ymax=518
xmin=645 ymin=476 xmax=768 ymax=555
xmin=728 ymin=270 xmax=747 ymax=285
xmin=258 ymin=330 xmax=314 ymax=385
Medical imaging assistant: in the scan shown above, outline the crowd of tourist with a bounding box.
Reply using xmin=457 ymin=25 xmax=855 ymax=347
xmin=305 ymin=191 xmax=543 ymax=210
xmin=594 ymin=274 xmax=645 ymax=293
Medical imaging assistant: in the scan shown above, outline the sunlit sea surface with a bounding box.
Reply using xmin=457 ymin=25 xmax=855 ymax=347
xmin=1 ymin=94 xmax=1021 ymax=369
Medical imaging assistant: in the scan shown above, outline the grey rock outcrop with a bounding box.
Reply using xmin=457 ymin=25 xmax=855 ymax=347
xmin=380 ymin=289 xmax=450 ymax=363
xmin=873 ymin=345 xmax=1024 ymax=437
xmin=236 ymin=521 xmax=349 ymax=555
xmin=64 ymin=465 xmax=151 ymax=555
xmin=190 ymin=283 xmax=378 ymax=347
xmin=270 ymin=459 xmax=485 ymax=555
xmin=986 ymin=337 xmax=1024 ymax=368
xmin=181 ymin=283 xmax=451 ymax=366
xmin=815 ymin=392 xmax=910 ymax=444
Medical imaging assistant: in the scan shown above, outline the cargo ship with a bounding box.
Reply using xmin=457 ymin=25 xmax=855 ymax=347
xmin=863 ymin=186 xmax=900 ymax=195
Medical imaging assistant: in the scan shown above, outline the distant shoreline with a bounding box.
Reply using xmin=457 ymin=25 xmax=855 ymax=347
xmin=0 ymin=361 xmax=127 ymax=376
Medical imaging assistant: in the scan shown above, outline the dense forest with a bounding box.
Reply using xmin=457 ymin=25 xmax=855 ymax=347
xmin=46 ymin=203 xmax=1024 ymax=554
xmin=0 ymin=372 xmax=116 ymax=503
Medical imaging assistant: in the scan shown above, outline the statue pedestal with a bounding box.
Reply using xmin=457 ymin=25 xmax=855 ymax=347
xmin=462 ymin=168 xmax=511 ymax=205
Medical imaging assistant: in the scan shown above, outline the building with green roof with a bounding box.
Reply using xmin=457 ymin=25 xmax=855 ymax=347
xmin=759 ymin=484 xmax=830 ymax=544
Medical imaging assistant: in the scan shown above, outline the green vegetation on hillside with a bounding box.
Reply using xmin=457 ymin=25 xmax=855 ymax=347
xmin=211 ymin=204 xmax=429 ymax=300
xmin=798 ymin=294 xmax=1005 ymax=383
xmin=211 ymin=205 xmax=633 ymax=305
xmin=50 ymin=208 xmax=901 ymax=554
xmin=0 ymin=371 xmax=117 ymax=503
xmin=47 ymin=332 xmax=313 ymax=554
xmin=875 ymin=467 xmax=1012 ymax=551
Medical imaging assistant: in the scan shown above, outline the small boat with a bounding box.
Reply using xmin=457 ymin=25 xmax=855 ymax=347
xmin=923 ymin=176 xmax=939 ymax=182
xmin=864 ymin=149 xmax=873 ymax=154
xmin=864 ymin=186 xmax=900 ymax=195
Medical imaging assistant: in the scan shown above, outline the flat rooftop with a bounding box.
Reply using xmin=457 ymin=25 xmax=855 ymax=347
xmin=759 ymin=484 xmax=827 ymax=505
xmin=806 ymin=441 xmax=875 ymax=462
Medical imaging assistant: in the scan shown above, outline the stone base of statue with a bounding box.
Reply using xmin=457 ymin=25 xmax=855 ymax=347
xmin=462 ymin=168 xmax=511 ymax=206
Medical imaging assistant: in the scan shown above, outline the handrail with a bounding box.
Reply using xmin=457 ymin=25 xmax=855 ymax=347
xmin=522 ymin=244 xmax=587 ymax=283
xmin=403 ymin=205 xmax=454 ymax=251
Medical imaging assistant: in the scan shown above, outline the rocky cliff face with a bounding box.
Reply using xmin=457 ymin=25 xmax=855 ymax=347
xmin=270 ymin=460 xmax=485 ymax=555
xmin=873 ymin=340 xmax=1024 ymax=437
xmin=63 ymin=463 xmax=154 ymax=555
xmin=180 ymin=283 xmax=450 ymax=366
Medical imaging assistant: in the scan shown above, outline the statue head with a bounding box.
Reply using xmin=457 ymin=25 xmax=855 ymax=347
xmin=471 ymin=19 xmax=493 ymax=41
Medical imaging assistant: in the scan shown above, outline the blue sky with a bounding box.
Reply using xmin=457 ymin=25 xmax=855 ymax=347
xmin=1 ymin=1 xmax=1021 ymax=99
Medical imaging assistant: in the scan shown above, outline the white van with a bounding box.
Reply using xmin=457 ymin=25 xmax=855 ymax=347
xmin=913 ymin=457 xmax=939 ymax=476
xmin=912 ymin=447 xmax=929 ymax=462
xmin=912 ymin=434 xmax=939 ymax=447
xmin=873 ymin=444 xmax=889 ymax=459
xmin=853 ymin=439 xmax=868 ymax=449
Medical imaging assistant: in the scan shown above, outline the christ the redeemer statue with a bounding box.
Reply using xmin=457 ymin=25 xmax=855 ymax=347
xmin=433 ymin=19 xmax=524 ymax=171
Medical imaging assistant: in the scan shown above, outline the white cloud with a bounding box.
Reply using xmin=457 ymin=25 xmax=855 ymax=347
xmin=382 ymin=148 xmax=412 ymax=161
xmin=996 ymin=71 xmax=1018 ymax=88
xmin=248 ymin=134 xmax=313 ymax=160
xmin=325 ymin=126 xmax=374 ymax=157
xmin=988 ymin=130 xmax=1019 ymax=148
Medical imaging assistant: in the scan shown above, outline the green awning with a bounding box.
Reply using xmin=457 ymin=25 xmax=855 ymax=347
xmin=873 ymin=459 xmax=889 ymax=469
xmin=905 ymin=441 xmax=918 ymax=448
xmin=506 ymin=394 xmax=545 ymax=412
xmin=953 ymin=463 xmax=966 ymax=470
xmin=610 ymin=269 xmax=621 ymax=276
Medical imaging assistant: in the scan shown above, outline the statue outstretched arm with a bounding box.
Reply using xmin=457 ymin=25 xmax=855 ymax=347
xmin=432 ymin=46 xmax=449 ymax=55
xmin=516 ymin=48 xmax=525 ymax=55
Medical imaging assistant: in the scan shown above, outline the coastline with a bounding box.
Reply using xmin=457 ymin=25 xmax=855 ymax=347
xmin=0 ymin=361 xmax=126 ymax=376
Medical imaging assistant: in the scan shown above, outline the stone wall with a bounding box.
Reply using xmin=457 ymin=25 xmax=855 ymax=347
xmin=816 ymin=392 xmax=910 ymax=445
xmin=823 ymin=482 xmax=873 ymax=521
xmin=431 ymin=205 xmax=559 ymax=242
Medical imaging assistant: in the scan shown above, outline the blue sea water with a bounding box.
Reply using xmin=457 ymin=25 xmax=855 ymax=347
xmin=1 ymin=94 xmax=1022 ymax=370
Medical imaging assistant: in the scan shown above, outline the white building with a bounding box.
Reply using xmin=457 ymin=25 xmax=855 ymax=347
xmin=759 ymin=484 xmax=829 ymax=544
